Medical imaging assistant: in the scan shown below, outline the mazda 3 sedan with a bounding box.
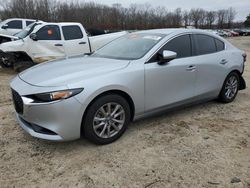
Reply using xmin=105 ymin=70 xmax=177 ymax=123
xmin=10 ymin=29 xmax=246 ymax=144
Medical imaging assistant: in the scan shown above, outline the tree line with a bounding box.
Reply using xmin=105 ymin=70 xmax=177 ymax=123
xmin=0 ymin=0 xmax=241 ymax=30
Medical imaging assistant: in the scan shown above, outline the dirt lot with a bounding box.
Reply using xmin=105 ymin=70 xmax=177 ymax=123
xmin=0 ymin=37 xmax=250 ymax=188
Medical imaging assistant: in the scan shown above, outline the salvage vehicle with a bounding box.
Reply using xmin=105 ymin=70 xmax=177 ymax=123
xmin=0 ymin=18 xmax=36 ymax=44
xmin=0 ymin=21 xmax=127 ymax=71
xmin=0 ymin=18 xmax=36 ymax=36
xmin=10 ymin=29 xmax=246 ymax=144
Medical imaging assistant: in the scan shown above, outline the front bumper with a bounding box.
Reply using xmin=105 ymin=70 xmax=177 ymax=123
xmin=10 ymin=76 xmax=85 ymax=141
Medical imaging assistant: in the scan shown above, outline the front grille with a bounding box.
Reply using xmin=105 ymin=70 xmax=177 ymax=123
xmin=11 ymin=89 xmax=23 ymax=114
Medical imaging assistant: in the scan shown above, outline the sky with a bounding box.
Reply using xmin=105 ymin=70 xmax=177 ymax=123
xmin=83 ymin=0 xmax=250 ymax=21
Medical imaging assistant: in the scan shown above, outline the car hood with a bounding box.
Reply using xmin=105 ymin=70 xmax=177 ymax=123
xmin=19 ymin=56 xmax=130 ymax=87
xmin=0 ymin=33 xmax=18 ymax=39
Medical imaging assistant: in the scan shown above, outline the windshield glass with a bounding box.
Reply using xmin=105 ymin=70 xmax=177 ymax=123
xmin=14 ymin=22 xmax=39 ymax=39
xmin=91 ymin=33 xmax=165 ymax=60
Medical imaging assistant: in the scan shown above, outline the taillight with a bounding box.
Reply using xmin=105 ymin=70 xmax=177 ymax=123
xmin=243 ymin=52 xmax=247 ymax=63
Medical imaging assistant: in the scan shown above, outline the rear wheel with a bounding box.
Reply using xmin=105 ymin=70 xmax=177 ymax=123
xmin=218 ymin=72 xmax=239 ymax=103
xmin=83 ymin=94 xmax=131 ymax=145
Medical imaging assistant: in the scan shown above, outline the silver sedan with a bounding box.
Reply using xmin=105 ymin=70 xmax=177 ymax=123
xmin=10 ymin=29 xmax=246 ymax=144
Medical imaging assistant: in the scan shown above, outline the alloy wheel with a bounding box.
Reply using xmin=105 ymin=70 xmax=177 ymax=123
xmin=224 ymin=75 xmax=238 ymax=100
xmin=93 ymin=102 xmax=125 ymax=138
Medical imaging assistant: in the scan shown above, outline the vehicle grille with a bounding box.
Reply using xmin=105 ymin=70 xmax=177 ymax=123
xmin=11 ymin=89 xmax=23 ymax=114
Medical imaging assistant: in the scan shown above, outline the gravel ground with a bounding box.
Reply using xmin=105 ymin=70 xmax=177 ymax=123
xmin=0 ymin=37 xmax=250 ymax=188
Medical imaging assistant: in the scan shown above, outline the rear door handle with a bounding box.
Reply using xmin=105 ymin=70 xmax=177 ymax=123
xmin=186 ymin=65 xmax=196 ymax=71
xmin=79 ymin=42 xmax=86 ymax=44
xmin=220 ymin=59 xmax=228 ymax=65
xmin=55 ymin=43 xmax=63 ymax=46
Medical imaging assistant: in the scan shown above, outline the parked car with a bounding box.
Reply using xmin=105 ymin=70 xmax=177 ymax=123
xmin=0 ymin=18 xmax=36 ymax=36
xmin=0 ymin=21 xmax=127 ymax=71
xmin=217 ymin=30 xmax=231 ymax=37
xmin=230 ymin=30 xmax=239 ymax=37
xmin=233 ymin=29 xmax=250 ymax=36
xmin=10 ymin=29 xmax=246 ymax=144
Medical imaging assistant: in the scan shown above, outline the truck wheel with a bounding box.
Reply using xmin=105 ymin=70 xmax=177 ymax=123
xmin=13 ymin=61 xmax=35 ymax=72
xmin=0 ymin=53 xmax=15 ymax=68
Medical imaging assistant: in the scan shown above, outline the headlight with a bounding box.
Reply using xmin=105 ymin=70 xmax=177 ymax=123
xmin=27 ymin=88 xmax=83 ymax=103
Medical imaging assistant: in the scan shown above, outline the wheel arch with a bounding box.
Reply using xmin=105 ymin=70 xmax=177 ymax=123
xmin=10 ymin=51 xmax=33 ymax=62
xmin=80 ymin=89 xmax=135 ymax=136
xmin=229 ymin=69 xmax=246 ymax=90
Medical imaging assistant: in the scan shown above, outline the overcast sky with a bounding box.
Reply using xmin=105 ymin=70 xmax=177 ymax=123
xmin=83 ymin=0 xmax=250 ymax=21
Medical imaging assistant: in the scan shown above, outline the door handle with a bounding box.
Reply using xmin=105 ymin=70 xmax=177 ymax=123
xmin=79 ymin=42 xmax=86 ymax=44
xmin=186 ymin=65 xmax=196 ymax=71
xmin=220 ymin=59 xmax=228 ymax=65
xmin=55 ymin=43 xmax=63 ymax=46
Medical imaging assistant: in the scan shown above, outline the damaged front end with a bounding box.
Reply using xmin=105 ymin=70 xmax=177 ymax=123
xmin=0 ymin=34 xmax=19 ymax=45
xmin=0 ymin=50 xmax=34 ymax=72
xmin=0 ymin=50 xmax=16 ymax=68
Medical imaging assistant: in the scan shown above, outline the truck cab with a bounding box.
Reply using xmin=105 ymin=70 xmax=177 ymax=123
xmin=0 ymin=21 xmax=127 ymax=71
xmin=0 ymin=18 xmax=36 ymax=35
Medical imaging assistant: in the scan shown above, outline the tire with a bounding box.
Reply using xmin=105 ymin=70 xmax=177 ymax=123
xmin=218 ymin=72 xmax=239 ymax=103
xmin=0 ymin=53 xmax=15 ymax=68
xmin=83 ymin=94 xmax=131 ymax=145
xmin=13 ymin=61 xmax=34 ymax=72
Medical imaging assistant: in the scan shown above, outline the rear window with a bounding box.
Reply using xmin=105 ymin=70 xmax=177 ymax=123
xmin=6 ymin=20 xmax=22 ymax=29
xmin=215 ymin=39 xmax=225 ymax=52
xmin=195 ymin=34 xmax=217 ymax=55
xmin=62 ymin=26 xmax=83 ymax=40
xmin=36 ymin=25 xmax=61 ymax=40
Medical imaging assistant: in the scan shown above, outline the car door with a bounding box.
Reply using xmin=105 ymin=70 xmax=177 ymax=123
xmin=192 ymin=34 xmax=228 ymax=98
xmin=145 ymin=34 xmax=197 ymax=111
xmin=62 ymin=25 xmax=89 ymax=57
xmin=2 ymin=20 xmax=23 ymax=35
xmin=28 ymin=25 xmax=66 ymax=63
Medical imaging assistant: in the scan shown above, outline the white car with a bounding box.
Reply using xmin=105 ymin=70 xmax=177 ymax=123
xmin=0 ymin=21 xmax=127 ymax=71
xmin=0 ymin=18 xmax=36 ymax=35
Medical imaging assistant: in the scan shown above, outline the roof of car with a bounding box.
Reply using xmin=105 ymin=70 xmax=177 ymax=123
xmin=6 ymin=18 xmax=37 ymax=21
xmin=136 ymin=28 xmax=213 ymax=36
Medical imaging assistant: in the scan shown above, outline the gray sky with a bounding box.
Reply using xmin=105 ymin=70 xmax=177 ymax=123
xmin=83 ymin=0 xmax=250 ymax=21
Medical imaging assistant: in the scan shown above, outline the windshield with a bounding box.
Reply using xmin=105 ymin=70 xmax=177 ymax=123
xmin=91 ymin=33 xmax=165 ymax=60
xmin=14 ymin=22 xmax=39 ymax=39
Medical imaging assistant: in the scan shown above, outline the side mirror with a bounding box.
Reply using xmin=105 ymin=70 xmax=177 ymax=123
xmin=30 ymin=33 xmax=38 ymax=41
xmin=1 ymin=24 xmax=8 ymax=29
xmin=158 ymin=50 xmax=177 ymax=64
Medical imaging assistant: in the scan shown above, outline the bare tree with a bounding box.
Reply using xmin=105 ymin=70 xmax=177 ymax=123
xmin=217 ymin=9 xmax=227 ymax=29
xmin=0 ymin=0 xmax=239 ymax=30
xmin=206 ymin=11 xmax=216 ymax=29
xmin=183 ymin=10 xmax=191 ymax=27
xmin=190 ymin=8 xmax=204 ymax=28
xmin=227 ymin=7 xmax=236 ymax=28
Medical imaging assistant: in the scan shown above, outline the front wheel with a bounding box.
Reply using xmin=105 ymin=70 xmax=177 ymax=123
xmin=218 ymin=72 xmax=239 ymax=103
xmin=83 ymin=94 xmax=131 ymax=145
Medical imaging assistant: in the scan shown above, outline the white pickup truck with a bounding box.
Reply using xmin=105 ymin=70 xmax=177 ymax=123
xmin=0 ymin=21 xmax=127 ymax=71
xmin=0 ymin=18 xmax=36 ymax=42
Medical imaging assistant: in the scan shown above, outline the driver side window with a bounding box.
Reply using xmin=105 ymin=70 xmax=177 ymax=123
xmin=36 ymin=25 xmax=61 ymax=40
xmin=149 ymin=34 xmax=192 ymax=62
xmin=160 ymin=34 xmax=192 ymax=59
